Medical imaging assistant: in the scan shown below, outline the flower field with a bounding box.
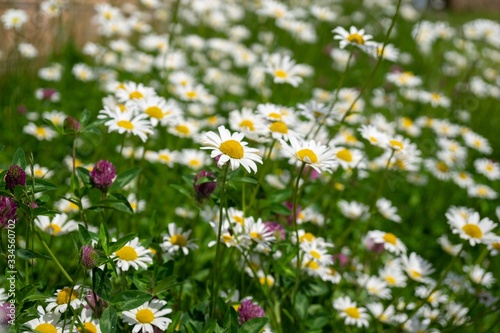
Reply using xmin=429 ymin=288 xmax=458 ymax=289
xmin=1 ymin=0 xmax=500 ymax=332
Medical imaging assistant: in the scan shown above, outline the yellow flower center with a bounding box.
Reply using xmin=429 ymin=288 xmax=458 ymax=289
xmin=116 ymin=245 xmax=138 ymax=261
xmin=219 ymin=140 xmax=244 ymax=159
xmin=117 ymin=120 xmax=134 ymax=130
xmin=239 ymin=120 xmax=255 ymax=131
xmin=56 ymin=287 xmax=79 ymax=305
xmin=274 ymin=69 xmax=287 ymax=78
xmin=222 ymin=234 xmax=234 ymax=243
xmin=299 ymin=232 xmax=315 ymax=242
xmin=186 ymin=91 xmax=197 ymax=99
xmin=347 ymin=33 xmax=364 ymax=45
xmin=159 ymin=154 xmax=171 ymax=162
xmin=78 ymin=322 xmax=97 ymax=333
xmin=389 ymin=140 xmax=403 ymax=150
xmin=170 ymin=234 xmax=187 ymax=247
xmin=385 ymin=276 xmax=396 ymax=285
xmin=233 ymin=216 xmax=244 ymax=225
xmin=410 ymin=269 xmax=421 ymax=279
xmin=310 ymin=250 xmax=321 ymax=259
xmin=306 ymin=260 xmax=319 ymax=270
xmin=462 ymin=224 xmax=482 ymax=239
xmin=250 ymin=231 xmax=263 ymax=241
xmin=44 ymin=223 xmax=62 ymax=235
xmin=136 ymin=308 xmax=155 ymax=324
xmin=175 ymin=125 xmax=190 ymax=135
xmin=35 ymin=169 xmax=45 ymax=177
xmin=437 ymin=162 xmax=448 ymax=173
xmin=491 ymin=243 xmax=500 ymax=251
xmin=118 ymin=104 xmax=127 ymax=112
xmin=486 ymin=164 xmax=493 ymax=172
xmin=36 ymin=127 xmax=47 ymax=137
xmin=336 ymin=149 xmax=352 ymax=162
xmin=145 ymin=106 xmax=164 ymax=119
xmin=345 ymin=307 xmax=360 ymax=318
xmin=259 ymin=276 xmax=274 ymax=287
xmin=297 ymin=148 xmax=318 ymax=163
xmin=34 ymin=324 xmax=58 ymax=333
xmin=268 ymin=112 xmax=282 ymax=120
xmin=269 ymin=121 xmax=288 ymax=134
xmin=129 ymin=91 xmax=144 ymax=99
xmin=383 ymin=233 xmax=397 ymax=245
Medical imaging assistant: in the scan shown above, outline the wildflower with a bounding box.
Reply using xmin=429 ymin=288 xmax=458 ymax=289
xmin=79 ymin=308 xmax=102 ymax=333
xmin=201 ymin=125 xmax=262 ymax=173
xmin=72 ymin=63 xmax=95 ymax=81
xmin=23 ymin=123 xmax=58 ymax=141
xmin=1 ymin=9 xmax=28 ymax=30
xmin=36 ymin=88 xmax=60 ymax=102
xmin=437 ymin=235 xmax=462 ymax=256
xmin=279 ymin=135 xmax=337 ymax=173
xmin=358 ymin=275 xmax=392 ymax=299
xmin=81 ymin=245 xmax=99 ymax=270
xmin=127 ymin=193 xmax=146 ymax=213
xmin=263 ymin=53 xmax=304 ymax=87
xmin=85 ymin=291 xmax=107 ymax=318
xmin=466 ymin=265 xmax=496 ymax=288
xmin=35 ymin=213 xmax=79 ymax=236
xmin=25 ymin=306 xmax=63 ymax=332
xmin=5 ymin=165 xmax=26 ymax=192
xmin=366 ymin=230 xmax=407 ymax=255
xmin=376 ymin=198 xmax=402 ymax=223
xmin=338 ymin=200 xmax=369 ymax=220
xmin=228 ymin=108 xmax=268 ymax=141
xmin=474 ymin=158 xmax=500 ymax=180
xmin=400 ymin=252 xmax=435 ymax=284
xmin=46 ymin=286 xmax=84 ymax=313
xmin=63 ymin=116 xmax=81 ymax=133
xmin=18 ymin=43 xmax=38 ymax=58
xmin=160 ymin=223 xmax=198 ymax=256
xmin=446 ymin=210 xmax=498 ymax=246
xmin=112 ymin=237 xmax=153 ymax=271
xmin=467 ymin=184 xmax=498 ymax=200
xmin=121 ymin=299 xmax=172 ymax=333
xmin=332 ymin=296 xmax=370 ymax=328
xmin=243 ymin=216 xmax=276 ymax=253
xmin=238 ymin=299 xmax=265 ymax=325
xmin=193 ymin=170 xmax=217 ymax=202
xmin=332 ymin=26 xmax=376 ymax=50
xmin=104 ymin=108 xmax=154 ymax=142
xmin=90 ymin=160 xmax=116 ymax=193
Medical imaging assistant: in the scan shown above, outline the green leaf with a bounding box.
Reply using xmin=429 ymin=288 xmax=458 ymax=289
xmin=97 ymin=198 xmax=133 ymax=214
xmin=12 ymin=148 xmax=26 ymax=169
xmin=16 ymin=249 xmax=52 ymax=261
xmin=78 ymin=224 xmax=92 ymax=245
xmin=100 ymin=306 xmax=118 ymax=333
xmin=152 ymin=275 xmax=179 ymax=296
xmin=76 ymin=167 xmax=90 ymax=184
xmin=26 ymin=179 xmax=58 ymax=193
xmin=99 ymin=223 xmax=108 ymax=254
xmin=111 ymin=290 xmax=151 ymax=311
xmin=80 ymin=109 xmax=91 ymax=125
xmin=169 ymin=184 xmax=192 ymax=199
xmin=0 ymin=145 xmax=4 ymax=153
xmin=238 ymin=317 xmax=268 ymax=333
xmin=109 ymin=233 xmax=138 ymax=253
xmin=109 ymin=167 xmax=142 ymax=191
xmin=233 ymin=177 xmax=258 ymax=185
xmin=223 ymin=306 xmax=238 ymax=333
xmin=43 ymin=118 xmax=63 ymax=134
xmin=89 ymin=188 xmax=102 ymax=204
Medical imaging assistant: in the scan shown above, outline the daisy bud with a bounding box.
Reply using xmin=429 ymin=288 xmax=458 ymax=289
xmin=0 ymin=196 xmax=17 ymax=229
xmin=81 ymin=245 xmax=99 ymax=269
xmin=90 ymin=160 xmax=116 ymax=193
xmin=193 ymin=170 xmax=217 ymax=202
xmin=63 ymin=116 xmax=81 ymax=133
xmin=5 ymin=165 xmax=26 ymax=192
xmin=238 ymin=299 xmax=265 ymax=326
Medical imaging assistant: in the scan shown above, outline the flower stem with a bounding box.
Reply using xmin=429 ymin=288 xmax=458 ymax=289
xmin=209 ymin=163 xmax=230 ymax=318
xmin=35 ymin=229 xmax=74 ymax=284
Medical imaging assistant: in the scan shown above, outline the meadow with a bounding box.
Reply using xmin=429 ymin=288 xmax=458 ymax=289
xmin=0 ymin=0 xmax=500 ymax=332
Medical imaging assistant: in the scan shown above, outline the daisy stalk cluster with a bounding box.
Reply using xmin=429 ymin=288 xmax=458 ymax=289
xmin=1 ymin=0 xmax=500 ymax=332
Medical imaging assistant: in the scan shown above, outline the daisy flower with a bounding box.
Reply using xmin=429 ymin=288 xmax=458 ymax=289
xmin=179 ymin=149 xmax=210 ymax=169
xmin=1 ymin=9 xmax=28 ymax=30
xmin=263 ymin=53 xmax=304 ymax=87
xmin=23 ymin=123 xmax=58 ymax=141
xmin=46 ymin=285 xmax=84 ymax=313
xmin=462 ymin=131 xmax=492 ymax=154
xmin=228 ymin=107 xmax=268 ymax=141
xmin=145 ymin=149 xmax=178 ymax=167
xmin=243 ymin=216 xmax=276 ymax=253
xmin=121 ymin=299 xmax=172 ymax=333
xmin=279 ymin=135 xmax=337 ymax=173
xmin=333 ymin=147 xmax=363 ymax=170
xmin=474 ymin=158 xmax=500 ymax=180
xmin=466 ymin=265 xmax=496 ymax=288
xmin=366 ymin=230 xmax=407 ymax=255
xmin=127 ymin=193 xmax=146 ymax=213
xmin=467 ymin=184 xmax=498 ymax=200
xmin=112 ymin=237 xmax=153 ymax=271
xmin=437 ymin=235 xmax=462 ymax=256
xmin=201 ymin=125 xmax=262 ymax=173
xmin=338 ymin=200 xmax=369 ymax=220
xmin=25 ymin=306 xmax=63 ymax=332
xmin=366 ymin=303 xmax=397 ymax=324
xmin=115 ymin=81 xmax=156 ymax=103
xmin=358 ymin=275 xmax=392 ymax=299
xmin=332 ymin=26 xmax=376 ymax=50
xmin=168 ymin=118 xmax=200 ymax=139
xmin=400 ymin=252 xmax=435 ymax=284
xmin=358 ymin=124 xmax=389 ymax=148
xmin=446 ymin=210 xmax=498 ymax=246
xmin=376 ymin=198 xmax=401 ymax=223
xmin=79 ymin=308 xmax=102 ymax=333
xmin=35 ymin=213 xmax=79 ymax=236
xmin=160 ymin=223 xmax=198 ymax=256
xmin=104 ymin=109 xmax=154 ymax=142
xmin=136 ymin=96 xmax=180 ymax=127
xmin=332 ymin=296 xmax=370 ymax=328
xmin=386 ymin=71 xmax=422 ymax=88
xmin=379 ymin=263 xmax=407 ymax=288
xmin=28 ymin=164 xmax=54 ymax=179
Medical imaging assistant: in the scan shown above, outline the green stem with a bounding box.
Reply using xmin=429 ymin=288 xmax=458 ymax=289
xmin=209 ymin=163 xmax=230 ymax=318
xmin=35 ymin=229 xmax=74 ymax=284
